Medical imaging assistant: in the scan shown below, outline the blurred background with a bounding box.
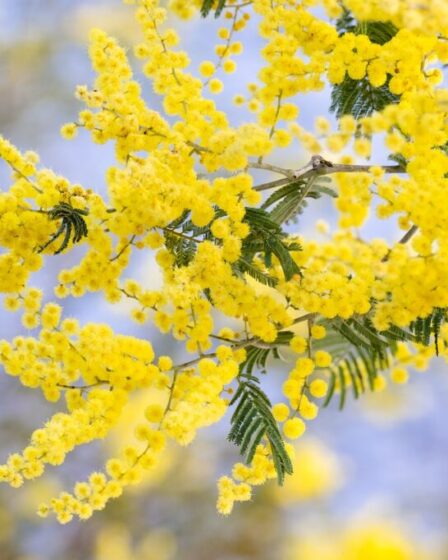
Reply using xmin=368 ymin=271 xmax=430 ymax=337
xmin=1 ymin=1 xmax=448 ymax=558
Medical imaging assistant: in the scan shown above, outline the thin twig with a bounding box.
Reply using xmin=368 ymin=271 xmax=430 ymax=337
xmin=248 ymin=161 xmax=294 ymax=178
xmin=161 ymin=227 xmax=203 ymax=244
xmin=57 ymin=379 xmax=108 ymax=392
xmin=204 ymin=6 xmax=240 ymax=86
xmin=398 ymin=224 xmax=418 ymax=245
xmin=288 ymin=312 xmax=318 ymax=328
xmin=253 ymin=155 xmax=405 ymax=192
xmin=8 ymin=163 xmax=43 ymax=193
xmin=224 ymin=1 xmax=253 ymax=7
xmin=110 ymin=235 xmax=136 ymax=262
xmin=381 ymin=224 xmax=418 ymax=262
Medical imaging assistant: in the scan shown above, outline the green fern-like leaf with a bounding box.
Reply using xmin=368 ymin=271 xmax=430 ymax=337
xmin=410 ymin=308 xmax=447 ymax=355
xmin=233 ymin=258 xmax=279 ymax=288
xmin=164 ymin=232 xmax=197 ymax=268
xmin=335 ymin=7 xmax=356 ymax=34
xmin=228 ymin=379 xmax=293 ymax=484
xmin=318 ymin=316 xmax=415 ymax=409
xmin=242 ymin=208 xmax=302 ymax=281
xmin=330 ymin=17 xmax=400 ymax=119
xmin=38 ymin=202 xmax=89 ymax=255
xmin=320 ymin=309 xmax=447 ymax=408
xmin=356 ymin=20 xmax=398 ymax=45
xmin=262 ymin=176 xmax=336 ymax=225
xmin=330 ymin=77 xmax=400 ymax=120
xmin=200 ymin=0 xmax=226 ymax=18
xmin=238 ymin=331 xmax=294 ymax=376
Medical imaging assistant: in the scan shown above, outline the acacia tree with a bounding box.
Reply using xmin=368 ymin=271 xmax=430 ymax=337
xmin=0 ymin=0 xmax=447 ymax=523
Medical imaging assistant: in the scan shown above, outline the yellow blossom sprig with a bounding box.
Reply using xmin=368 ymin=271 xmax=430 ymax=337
xmin=1 ymin=0 xmax=448 ymax=523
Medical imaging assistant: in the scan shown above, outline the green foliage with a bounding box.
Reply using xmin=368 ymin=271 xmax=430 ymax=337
xmin=335 ymin=7 xmax=356 ymax=34
xmin=200 ymin=0 xmax=226 ymax=18
xmin=38 ymin=202 xmax=88 ymax=254
xmin=262 ymin=176 xmax=336 ymax=225
xmin=164 ymin=232 xmax=197 ymax=268
xmin=410 ymin=308 xmax=447 ymax=355
xmin=239 ymin=331 xmax=294 ymax=376
xmin=232 ymin=258 xmax=279 ymax=288
xmin=163 ymin=209 xmax=216 ymax=268
xmin=355 ymin=21 xmax=399 ymax=45
xmin=240 ymin=207 xmax=302 ymax=281
xmin=330 ymin=78 xmax=400 ymax=120
xmin=320 ymin=316 xmax=416 ymax=409
xmin=228 ymin=377 xmax=293 ymax=484
xmin=388 ymin=152 xmax=408 ymax=168
xmin=330 ymin=16 xmax=400 ymax=119
xmin=335 ymin=9 xmax=398 ymax=44
xmin=164 ymin=207 xmax=302 ymax=284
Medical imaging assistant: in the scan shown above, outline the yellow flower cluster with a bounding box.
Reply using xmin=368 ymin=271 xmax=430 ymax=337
xmin=217 ymin=442 xmax=280 ymax=515
xmin=344 ymin=0 xmax=448 ymax=35
xmin=285 ymin=518 xmax=433 ymax=560
xmin=1 ymin=0 xmax=448 ymax=522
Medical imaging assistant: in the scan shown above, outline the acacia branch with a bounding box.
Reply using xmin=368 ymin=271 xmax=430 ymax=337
xmin=254 ymin=155 xmax=405 ymax=192
xmin=248 ymin=161 xmax=294 ymax=178
xmin=110 ymin=235 xmax=136 ymax=262
xmin=381 ymin=224 xmax=419 ymax=262
xmin=398 ymin=224 xmax=418 ymax=245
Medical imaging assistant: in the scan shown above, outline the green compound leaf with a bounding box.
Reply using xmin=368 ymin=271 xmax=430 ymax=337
xmin=410 ymin=308 xmax=447 ymax=355
xmin=200 ymin=0 xmax=226 ymax=18
xmin=38 ymin=202 xmax=89 ymax=255
xmin=262 ymin=176 xmax=336 ymax=225
xmin=241 ymin=208 xmax=302 ymax=281
xmin=228 ymin=378 xmax=293 ymax=484
xmin=330 ymin=16 xmax=400 ymax=119
xmin=233 ymin=258 xmax=279 ymax=288
xmin=318 ymin=316 xmax=417 ymax=410
xmin=238 ymin=331 xmax=294 ymax=376
xmin=330 ymin=77 xmax=400 ymax=120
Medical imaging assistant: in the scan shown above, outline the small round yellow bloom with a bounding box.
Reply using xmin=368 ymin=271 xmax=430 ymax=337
xmin=272 ymin=403 xmax=289 ymax=422
xmin=158 ymin=356 xmax=173 ymax=371
xmin=282 ymin=379 xmax=301 ymax=399
xmin=374 ymin=374 xmax=387 ymax=391
xmin=131 ymin=308 xmax=147 ymax=324
xmin=218 ymin=27 xmax=230 ymax=40
xmin=199 ymin=60 xmax=216 ymax=78
xmin=391 ymin=367 xmax=409 ymax=384
xmin=314 ymin=350 xmax=332 ymax=368
xmin=223 ymin=59 xmax=237 ymax=73
xmin=229 ymin=41 xmax=243 ymax=55
xmin=145 ymin=404 xmax=164 ymax=423
xmin=295 ymin=358 xmax=315 ymax=377
xmin=209 ymin=79 xmax=223 ymax=94
xmin=311 ymin=325 xmax=326 ymax=339
xmin=309 ymin=379 xmax=328 ymax=398
xmin=283 ymin=418 xmax=306 ymax=440
xmin=60 ymin=123 xmax=78 ymax=140
xmin=290 ymin=336 xmax=307 ymax=354
xmin=354 ymin=137 xmax=371 ymax=158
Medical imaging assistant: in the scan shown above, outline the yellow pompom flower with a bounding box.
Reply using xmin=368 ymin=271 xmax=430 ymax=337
xmin=309 ymin=379 xmax=328 ymax=398
xmin=314 ymin=350 xmax=332 ymax=368
xmin=283 ymin=418 xmax=306 ymax=440
xmin=158 ymin=356 xmax=173 ymax=371
xmin=223 ymin=59 xmax=237 ymax=73
xmin=391 ymin=367 xmax=409 ymax=384
xmin=60 ymin=123 xmax=78 ymax=139
xmin=209 ymin=79 xmax=224 ymax=94
xmin=199 ymin=60 xmax=216 ymax=78
xmin=290 ymin=336 xmax=307 ymax=354
xmin=272 ymin=403 xmax=290 ymax=422
xmin=310 ymin=325 xmax=326 ymax=339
